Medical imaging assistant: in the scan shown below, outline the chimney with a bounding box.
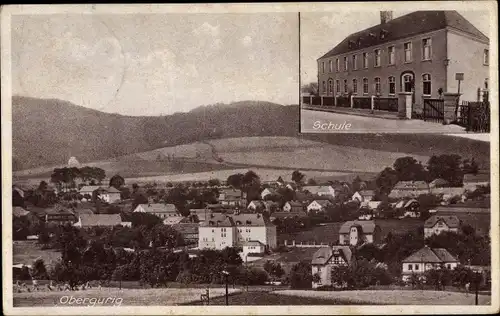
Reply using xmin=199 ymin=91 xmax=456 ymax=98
xmin=380 ymin=11 xmax=393 ymax=24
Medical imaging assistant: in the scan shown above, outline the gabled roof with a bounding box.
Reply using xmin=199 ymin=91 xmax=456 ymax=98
xmin=309 ymin=200 xmax=332 ymax=207
xmin=312 ymin=246 xmax=352 ymax=265
xmin=79 ymin=186 xmax=121 ymax=194
xmin=78 ymin=214 xmax=122 ymax=227
xmin=135 ymin=203 xmax=178 ymax=214
xmin=172 ymin=222 xmax=199 ymax=235
xmin=424 ymin=215 xmax=461 ymax=228
xmin=72 ymin=208 xmax=94 ymax=216
xmin=402 ymin=246 xmax=459 ymax=263
xmin=243 ymin=240 xmax=265 ymax=247
xmin=463 ymin=173 xmax=490 ymax=183
xmin=404 ymin=199 xmax=419 ymax=208
xmin=359 ymin=190 xmax=375 ymax=196
xmin=302 ymin=185 xmax=334 ymax=195
xmin=163 ymin=217 xmax=184 ymax=225
xmin=393 ymin=181 xmax=429 ymax=190
xmin=248 ymin=200 xmax=266 ymax=208
xmin=218 ymin=188 xmax=243 ymax=199
xmin=319 ymin=11 xmax=489 ymax=60
xmin=339 ymin=220 xmax=379 ymax=234
xmin=201 ymin=213 xmax=235 ymax=227
xmin=286 ymin=201 xmax=303 ymax=207
xmin=13 ymin=206 xmax=30 ymax=217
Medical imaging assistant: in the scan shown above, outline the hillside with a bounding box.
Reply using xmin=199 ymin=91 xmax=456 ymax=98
xmin=12 ymin=96 xmax=298 ymax=170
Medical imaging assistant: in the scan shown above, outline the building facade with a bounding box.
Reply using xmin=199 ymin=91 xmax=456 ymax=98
xmin=317 ymin=11 xmax=489 ymax=108
xmin=339 ymin=220 xmax=382 ymax=246
xmin=198 ymin=213 xmax=277 ymax=250
xmin=311 ymin=246 xmax=353 ymax=288
xmin=424 ymin=215 xmax=460 ymax=238
xmin=401 ymin=246 xmax=459 ymax=282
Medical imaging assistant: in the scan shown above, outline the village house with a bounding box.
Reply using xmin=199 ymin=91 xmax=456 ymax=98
xmin=360 ymin=200 xmax=382 ymax=211
xmin=172 ymin=222 xmax=199 ymax=245
xmin=260 ymin=188 xmax=276 ymax=200
xmin=306 ymin=200 xmax=333 ymax=213
xmin=43 ymin=207 xmax=77 ymax=224
xmin=389 ymin=181 xmax=430 ymax=199
xmin=401 ymin=246 xmax=459 ymax=282
xmin=351 ymin=190 xmax=375 ymax=202
xmin=283 ymin=201 xmax=304 ymax=212
xmin=198 ymin=213 xmax=277 ymax=250
xmin=395 ymin=199 xmax=421 ymax=218
xmin=133 ymin=203 xmax=181 ymax=219
xmin=339 ymin=220 xmax=382 ymax=246
xmin=189 ymin=208 xmax=210 ymax=222
xmin=463 ymin=173 xmax=490 ymax=190
xmin=429 ymin=178 xmax=450 ymax=189
xmin=217 ymin=188 xmax=246 ymax=208
xmin=247 ymin=200 xmax=266 ymax=212
xmin=311 ymin=246 xmax=353 ymax=288
xmin=79 ymin=185 xmax=121 ymax=203
xmin=317 ymin=11 xmax=489 ymax=107
xmin=302 ymin=185 xmax=336 ymax=198
xmin=73 ymin=214 xmax=130 ymax=228
xmin=424 ymin=215 xmax=460 ymax=238
xmin=241 ymin=240 xmax=266 ymax=262
xmin=12 ymin=206 xmax=30 ymax=218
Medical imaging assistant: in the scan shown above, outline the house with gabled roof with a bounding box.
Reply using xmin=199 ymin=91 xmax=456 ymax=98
xmin=317 ymin=10 xmax=489 ymax=106
xmin=283 ymin=201 xmax=304 ymax=212
xmin=133 ymin=203 xmax=180 ymax=219
xmin=306 ymin=200 xmax=333 ymax=213
xmin=339 ymin=220 xmax=382 ymax=246
xmin=401 ymin=246 xmax=459 ymax=282
xmin=302 ymin=185 xmax=336 ymax=198
xmin=79 ymin=185 xmax=121 ymax=203
xmin=218 ymin=188 xmax=246 ymax=208
xmin=351 ymin=190 xmax=375 ymax=202
xmin=424 ymin=215 xmax=460 ymax=238
xmin=311 ymin=246 xmax=353 ymax=288
xmin=73 ymin=214 xmax=129 ymax=228
xmin=389 ymin=181 xmax=430 ymax=199
xmin=463 ymin=173 xmax=490 ymax=190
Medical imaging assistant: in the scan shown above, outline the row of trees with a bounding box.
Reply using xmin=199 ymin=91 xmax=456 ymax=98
xmin=50 ymin=166 xmax=107 ymax=190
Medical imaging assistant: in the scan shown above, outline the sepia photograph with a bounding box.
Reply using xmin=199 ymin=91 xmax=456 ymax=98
xmin=1 ymin=2 xmax=498 ymax=316
xmin=300 ymin=9 xmax=492 ymax=134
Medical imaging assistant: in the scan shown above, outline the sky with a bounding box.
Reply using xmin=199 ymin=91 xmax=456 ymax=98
xmin=301 ymin=10 xmax=491 ymax=84
xmin=11 ymin=13 xmax=299 ymax=116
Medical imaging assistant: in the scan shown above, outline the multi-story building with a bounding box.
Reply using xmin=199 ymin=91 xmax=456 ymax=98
xmin=424 ymin=215 xmax=461 ymax=238
xmin=317 ymin=11 xmax=489 ymax=107
xmin=133 ymin=203 xmax=181 ymax=219
xmin=198 ymin=213 xmax=277 ymax=250
xmin=311 ymin=246 xmax=353 ymax=288
xmin=217 ymin=188 xmax=247 ymax=208
xmin=338 ymin=220 xmax=382 ymax=246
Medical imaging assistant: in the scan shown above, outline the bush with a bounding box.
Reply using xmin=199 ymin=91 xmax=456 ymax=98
xmin=315 ymin=285 xmax=334 ymax=291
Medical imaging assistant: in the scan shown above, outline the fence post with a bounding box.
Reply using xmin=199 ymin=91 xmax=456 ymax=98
xmin=309 ymin=96 xmax=312 ymax=105
xmin=371 ymin=96 xmax=375 ymax=111
xmin=350 ymin=95 xmax=354 ymax=108
xmin=320 ymin=96 xmax=324 ymax=107
xmin=443 ymin=92 xmax=461 ymax=124
xmin=334 ymin=95 xmax=337 ymax=107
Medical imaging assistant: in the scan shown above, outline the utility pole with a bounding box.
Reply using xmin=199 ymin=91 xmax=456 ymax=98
xmin=475 ymin=271 xmax=479 ymax=305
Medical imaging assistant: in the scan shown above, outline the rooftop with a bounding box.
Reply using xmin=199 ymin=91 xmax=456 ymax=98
xmin=424 ymin=215 xmax=461 ymax=228
xmin=403 ymin=246 xmax=459 ymax=263
xmin=339 ymin=220 xmax=379 ymax=234
xmin=77 ymin=214 xmax=122 ymax=227
xmin=311 ymin=245 xmax=352 ymax=265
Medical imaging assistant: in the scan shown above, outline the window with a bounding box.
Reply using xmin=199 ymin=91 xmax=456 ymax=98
xmin=415 ymin=264 xmax=419 ymax=271
xmin=363 ymin=52 xmax=368 ymax=68
xmin=344 ymin=56 xmax=348 ymax=71
xmin=408 ymin=264 xmax=413 ymax=271
xmin=423 ymin=74 xmax=431 ymax=96
xmin=328 ymin=79 xmax=333 ymax=94
xmin=374 ymin=49 xmax=381 ymax=67
xmin=485 ymin=78 xmax=489 ymax=89
xmin=388 ymin=46 xmax=395 ymax=65
xmin=344 ymin=79 xmax=348 ymax=93
xmin=333 ymin=256 xmax=340 ymax=264
xmin=374 ymin=77 xmax=381 ymax=94
xmin=322 ymin=61 xmax=325 ymax=73
xmin=336 ymin=58 xmax=340 ymax=72
xmin=352 ymin=55 xmax=357 ymax=70
xmin=322 ymin=81 xmax=326 ymax=93
xmin=447 ymin=264 xmax=451 ymax=269
xmin=484 ymin=49 xmax=489 ymax=65
xmin=352 ymin=79 xmax=358 ymax=94
xmin=422 ymin=38 xmax=432 ymax=60
xmin=336 ymin=80 xmax=340 ymax=94
xmin=403 ymin=74 xmax=413 ymax=92
xmin=404 ymin=42 xmax=412 ymax=62
xmin=363 ymin=78 xmax=369 ymax=94
xmin=329 ymin=60 xmax=333 ymax=73
xmin=389 ymin=76 xmax=396 ymax=95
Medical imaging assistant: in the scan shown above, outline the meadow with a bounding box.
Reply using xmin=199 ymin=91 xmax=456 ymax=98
xmin=13 ymin=241 xmax=61 ymax=269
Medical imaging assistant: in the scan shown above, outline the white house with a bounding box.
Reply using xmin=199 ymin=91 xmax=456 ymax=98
xmin=218 ymin=188 xmax=246 ymax=207
xmin=463 ymin=173 xmax=490 ymax=191
xmin=242 ymin=240 xmax=266 ymax=262
xmin=401 ymin=246 xmax=459 ymax=282
xmin=311 ymin=246 xmax=353 ymax=288
xmin=302 ymin=185 xmax=336 ymax=198
xmin=73 ymin=214 xmax=130 ymax=228
xmin=306 ymin=200 xmax=333 ymax=213
xmin=283 ymin=201 xmax=303 ymax=212
xmin=424 ymin=215 xmax=460 ymax=238
xmin=389 ymin=181 xmax=430 ymax=199
xmin=339 ymin=220 xmax=382 ymax=246
xmin=79 ymin=186 xmax=121 ymax=203
xmin=133 ymin=203 xmax=180 ymax=219
xmin=351 ymin=190 xmax=375 ymax=202
xmin=198 ymin=213 xmax=277 ymax=250
xmin=260 ymin=188 xmax=275 ymax=200
xmin=247 ymin=200 xmax=266 ymax=212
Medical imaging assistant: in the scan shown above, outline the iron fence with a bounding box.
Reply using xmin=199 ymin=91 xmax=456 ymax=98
xmin=423 ymin=98 xmax=444 ymax=123
xmin=374 ymin=97 xmax=398 ymax=112
xmin=352 ymin=97 xmax=371 ymax=109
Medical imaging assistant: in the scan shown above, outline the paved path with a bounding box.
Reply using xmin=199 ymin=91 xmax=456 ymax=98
xmin=301 ymin=108 xmax=468 ymax=134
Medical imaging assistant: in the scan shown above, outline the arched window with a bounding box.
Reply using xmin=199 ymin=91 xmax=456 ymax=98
xmin=344 ymin=79 xmax=348 ymax=93
xmin=422 ymin=74 xmax=431 ymax=96
xmin=352 ymin=79 xmax=358 ymax=94
xmin=328 ymin=79 xmax=333 ymax=94
xmin=363 ymin=78 xmax=369 ymax=94
xmin=322 ymin=81 xmax=326 ymax=94
xmin=329 ymin=60 xmax=333 ymax=73
xmin=336 ymin=80 xmax=340 ymax=94
xmin=374 ymin=77 xmax=381 ymax=95
xmin=388 ymin=76 xmax=396 ymax=95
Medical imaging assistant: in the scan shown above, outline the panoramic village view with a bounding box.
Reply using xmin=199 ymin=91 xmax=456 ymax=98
xmin=8 ymin=8 xmax=492 ymax=308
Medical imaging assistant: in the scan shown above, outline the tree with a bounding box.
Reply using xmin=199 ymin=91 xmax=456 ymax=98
xmin=427 ymin=154 xmax=464 ymax=187
xmin=393 ymin=156 xmax=429 ymax=182
xmin=31 ymin=258 xmax=49 ymax=280
xmin=12 ymin=188 xmax=25 ymax=207
xmin=462 ymin=158 xmax=479 ymax=175
xmin=288 ymin=260 xmax=313 ymax=289
xmin=226 ymin=173 xmax=244 ymax=189
xmin=375 ymin=167 xmax=399 ymax=196
xmin=306 ymin=178 xmax=317 ymax=185
xmin=263 ymin=260 xmax=285 ymax=281
xmin=208 ymin=179 xmax=221 ymax=187
xmin=109 ymin=174 xmax=125 ymax=190
xmin=291 ymin=170 xmax=305 ymax=185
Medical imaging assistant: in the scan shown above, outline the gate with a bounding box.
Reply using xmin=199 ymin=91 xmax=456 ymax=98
xmin=423 ymin=98 xmax=444 ymax=123
xmin=458 ymin=101 xmax=490 ymax=133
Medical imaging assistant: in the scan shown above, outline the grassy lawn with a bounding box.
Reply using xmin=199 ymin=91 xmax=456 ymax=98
xmin=13 ymin=288 xmax=241 ymax=307
xmin=13 ymin=241 xmax=61 ymax=268
xmin=275 ymin=290 xmax=492 ymax=305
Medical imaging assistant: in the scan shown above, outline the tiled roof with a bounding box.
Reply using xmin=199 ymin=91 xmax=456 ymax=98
xmin=13 ymin=207 xmax=30 ymax=217
xmin=218 ymin=189 xmax=243 ymax=199
xmin=302 ymin=186 xmax=333 ymax=195
xmin=424 ymin=215 xmax=461 ymax=228
xmin=403 ymin=247 xmax=458 ymax=263
xmin=312 ymin=246 xmax=352 ymax=265
xmin=393 ymin=181 xmax=429 ymax=190
xmin=287 ymin=201 xmax=303 ymax=207
xmin=79 ymin=186 xmax=121 ymax=194
xmin=72 ymin=208 xmax=94 ymax=216
xmin=404 ymin=199 xmax=419 ymax=208
xmin=78 ymin=214 xmax=122 ymax=227
xmin=339 ymin=220 xmax=379 ymax=234
xmin=310 ymin=200 xmax=332 ymax=207
xmin=463 ymin=173 xmax=490 ymax=183
xmin=359 ymin=190 xmax=375 ymax=196
xmin=243 ymin=240 xmax=265 ymax=247
xmin=319 ymin=11 xmax=488 ymax=59
xmin=172 ymin=223 xmax=199 ymax=235
xmin=135 ymin=203 xmax=178 ymax=214
xmin=163 ymin=217 xmax=184 ymax=225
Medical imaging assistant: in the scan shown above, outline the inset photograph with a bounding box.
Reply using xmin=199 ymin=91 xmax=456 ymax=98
xmin=300 ymin=10 xmax=491 ymax=133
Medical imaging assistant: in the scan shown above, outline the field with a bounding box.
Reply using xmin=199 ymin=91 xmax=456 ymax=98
xmin=13 ymin=136 xmax=430 ymax=183
xmin=277 ymin=219 xmax=424 ymax=244
xmin=274 ymin=290 xmax=492 ymax=305
xmin=12 ymin=288 xmax=241 ymax=307
xmin=13 ymin=241 xmax=61 ymax=269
